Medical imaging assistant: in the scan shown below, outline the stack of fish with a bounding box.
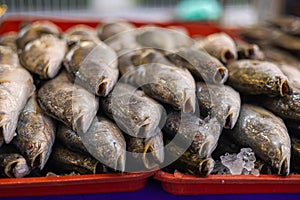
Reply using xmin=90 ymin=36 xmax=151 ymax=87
xmin=0 ymin=18 xmax=299 ymax=178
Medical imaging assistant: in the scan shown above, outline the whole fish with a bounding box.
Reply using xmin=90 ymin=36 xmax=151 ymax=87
xmin=64 ymin=40 xmax=118 ymax=97
xmin=79 ymin=117 xmax=126 ymax=172
xmin=118 ymin=48 xmax=172 ymax=76
xmin=45 ymin=143 xmax=107 ymax=175
xmin=163 ymin=112 xmax=222 ymax=158
xmin=124 ymin=63 xmax=196 ymax=113
xmin=37 ymin=71 xmax=98 ymax=133
xmin=166 ymin=47 xmax=228 ymax=84
xmin=194 ymin=33 xmax=237 ymax=63
xmin=97 ymin=21 xmax=135 ymax=41
xmin=100 ymin=83 xmax=163 ymax=138
xmin=196 ymin=82 xmax=241 ymax=129
xmin=0 ymin=32 xmax=18 ymax=51
xmin=0 ymin=153 xmax=31 ymax=178
xmin=164 ymin=141 xmax=215 ymax=176
xmin=13 ymin=94 xmax=56 ymax=170
xmin=56 ymin=123 xmax=89 ymax=155
xmin=16 ymin=20 xmax=61 ymax=49
xmin=227 ymin=60 xmax=291 ymax=97
xmin=0 ymin=45 xmax=20 ymax=66
xmin=136 ymin=26 xmax=177 ymax=51
xmin=19 ymin=34 xmax=67 ymax=79
xmin=64 ymin=24 xmax=99 ymax=46
xmin=0 ymin=64 xmax=35 ymax=145
xmin=126 ymin=128 xmax=164 ymax=170
xmin=236 ymin=40 xmax=264 ymax=60
xmin=227 ymin=104 xmax=291 ymax=175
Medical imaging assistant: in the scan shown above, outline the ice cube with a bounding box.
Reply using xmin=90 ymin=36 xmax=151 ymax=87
xmin=220 ymin=153 xmax=244 ymax=175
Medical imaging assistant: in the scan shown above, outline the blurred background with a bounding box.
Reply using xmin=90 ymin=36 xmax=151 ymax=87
xmin=0 ymin=0 xmax=299 ymax=27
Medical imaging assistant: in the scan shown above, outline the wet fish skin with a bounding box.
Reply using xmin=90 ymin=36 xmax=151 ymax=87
xmin=16 ymin=20 xmax=61 ymax=49
xmin=64 ymin=24 xmax=100 ymax=46
xmin=166 ymin=47 xmax=228 ymax=84
xmin=45 ymin=143 xmax=107 ymax=174
xmin=0 ymin=64 xmax=35 ymax=145
xmin=126 ymin=128 xmax=164 ymax=170
xmin=13 ymin=94 xmax=56 ymax=170
xmin=64 ymin=40 xmax=118 ymax=97
xmin=163 ymin=112 xmax=222 ymax=158
xmin=164 ymin=141 xmax=215 ymax=176
xmin=101 ymin=83 xmax=163 ymax=138
xmin=56 ymin=123 xmax=89 ymax=155
xmin=0 ymin=32 xmax=18 ymax=51
xmin=196 ymin=82 xmax=241 ymax=129
xmin=195 ymin=33 xmax=237 ymax=63
xmin=228 ymin=104 xmax=291 ymax=175
xmin=37 ymin=71 xmax=98 ymax=133
xmin=97 ymin=21 xmax=135 ymax=41
xmin=19 ymin=34 xmax=67 ymax=79
xmin=0 ymin=45 xmax=20 ymax=66
xmin=79 ymin=117 xmax=126 ymax=172
xmin=227 ymin=60 xmax=291 ymax=97
xmin=0 ymin=153 xmax=31 ymax=178
xmin=262 ymin=47 xmax=300 ymax=67
xmin=125 ymin=63 xmax=196 ymax=113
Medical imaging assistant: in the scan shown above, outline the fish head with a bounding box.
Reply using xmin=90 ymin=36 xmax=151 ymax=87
xmin=4 ymin=154 xmax=30 ymax=178
xmin=143 ymin=132 xmax=164 ymax=169
xmin=266 ymin=76 xmax=291 ymax=96
xmin=26 ymin=141 xmax=52 ymax=170
xmin=99 ymin=142 xmax=126 ymax=172
xmin=181 ymin=88 xmax=196 ymax=113
xmin=267 ymin=144 xmax=290 ymax=175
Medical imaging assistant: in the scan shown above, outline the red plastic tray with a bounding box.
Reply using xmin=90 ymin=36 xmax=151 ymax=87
xmin=155 ymin=171 xmax=300 ymax=195
xmin=0 ymin=172 xmax=154 ymax=197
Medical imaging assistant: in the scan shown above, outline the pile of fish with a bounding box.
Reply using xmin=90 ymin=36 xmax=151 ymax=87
xmin=0 ymin=17 xmax=299 ymax=179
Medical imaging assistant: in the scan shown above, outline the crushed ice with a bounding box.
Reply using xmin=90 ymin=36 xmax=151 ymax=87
xmin=217 ymin=148 xmax=259 ymax=176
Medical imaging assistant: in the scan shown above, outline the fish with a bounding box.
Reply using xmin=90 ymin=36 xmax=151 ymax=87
xmin=0 ymin=32 xmax=18 ymax=51
xmin=126 ymin=128 xmax=164 ymax=170
xmin=166 ymin=26 xmax=193 ymax=48
xmin=100 ymin=83 xmax=164 ymax=138
xmin=236 ymin=40 xmax=264 ymax=60
xmin=262 ymin=47 xmax=300 ymax=67
xmin=0 ymin=64 xmax=35 ymax=145
xmin=19 ymin=34 xmax=67 ymax=79
xmin=0 ymin=153 xmax=31 ymax=178
xmin=56 ymin=123 xmax=89 ymax=155
xmin=194 ymin=32 xmax=237 ymax=63
xmin=164 ymin=141 xmax=215 ymax=176
xmin=16 ymin=20 xmax=61 ymax=49
xmin=196 ymin=82 xmax=241 ymax=129
xmin=227 ymin=104 xmax=291 ymax=175
xmin=0 ymin=45 xmax=20 ymax=66
xmin=64 ymin=24 xmax=100 ymax=46
xmin=37 ymin=70 xmax=98 ymax=133
xmin=118 ymin=48 xmax=172 ymax=76
xmin=268 ymin=16 xmax=300 ymax=36
xmin=79 ymin=116 xmax=126 ymax=172
xmin=97 ymin=21 xmax=135 ymax=41
xmin=227 ymin=60 xmax=291 ymax=97
xmin=290 ymin=136 xmax=300 ymax=173
xmin=278 ymin=64 xmax=300 ymax=90
xmin=166 ymin=47 xmax=228 ymax=84
xmin=136 ymin=26 xmax=175 ymax=50
xmin=163 ymin=112 xmax=222 ymax=158
xmin=45 ymin=143 xmax=107 ymax=175
xmin=273 ymin=33 xmax=300 ymax=52
xmin=239 ymin=26 xmax=277 ymax=46
xmin=124 ymin=63 xmax=196 ymax=113
xmin=12 ymin=94 xmax=56 ymax=170
xmin=64 ymin=40 xmax=118 ymax=97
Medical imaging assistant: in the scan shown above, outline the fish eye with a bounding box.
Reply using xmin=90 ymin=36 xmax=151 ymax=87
xmin=268 ymin=151 xmax=275 ymax=158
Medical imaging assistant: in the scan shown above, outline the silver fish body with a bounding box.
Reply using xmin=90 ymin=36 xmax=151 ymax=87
xmin=64 ymin=40 xmax=118 ymax=97
xmin=37 ymin=71 xmax=98 ymax=133
xmin=0 ymin=64 xmax=35 ymax=145
xmin=13 ymin=94 xmax=56 ymax=170
xmin=19 ymin=34 xmax=67 ymax=79
xmin=228 ymin=104 xmax=291 ymax=175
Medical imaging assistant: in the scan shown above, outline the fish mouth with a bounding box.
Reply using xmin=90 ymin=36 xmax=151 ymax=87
xmin=199 ymin=158 xmax=215 ymax=176
xmin=5 ymin=158 xmax=30 ymax=178
xmin=198 ymin=141 xmax=212 ymax=158
xmin=278 ymin=154 xmax=290 ymax=176
xmin=221 ymin=49 xmax=236 ymax=63
xmin=143 ymin=142 xmax=164 ymax=169
xmin=224 ymin=113 xmax=233 ymax=129
xmin=115 ymin=152 xmax=126 ymax=172
xmin=96 ymin=79 xmax=108 ymax=96
xmin=182 ymin=89 xmax=196 ymax=113
xmin=280 ymin=80 xmax=291 ymax=96
xmin=31 ymin=151 xmax=45 ymax=170
xmin=214 ymin=67 xmax=228 ymax=84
